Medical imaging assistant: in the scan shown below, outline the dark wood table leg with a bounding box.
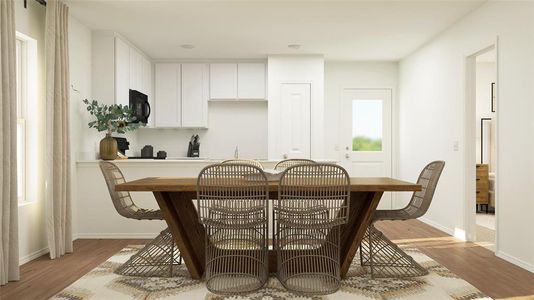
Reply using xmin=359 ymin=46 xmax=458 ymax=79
xmin=339 ymin=191 xmax=383 ymax=277
xmin=154 ymin=191 xmax=206 ymax=279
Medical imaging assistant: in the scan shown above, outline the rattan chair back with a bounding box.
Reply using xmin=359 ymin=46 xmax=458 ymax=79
xmin=405 ymin=160 xmax=445 ymax=218
xmin=99 ymin=161 xmax=143 ymax=220
xmin=277 ymin=163 xmax=351 ymax=226
xmin=221 ymin=159 xmax=264 ymax=170
xmin=197 ymin=163 xmax=269 ymax=294
xmin=274 ymin=158 xmax=316 ymax=171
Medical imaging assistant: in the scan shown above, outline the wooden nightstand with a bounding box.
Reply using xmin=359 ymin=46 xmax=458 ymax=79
xmin=476 ymin=164 xmax=489 ymax=212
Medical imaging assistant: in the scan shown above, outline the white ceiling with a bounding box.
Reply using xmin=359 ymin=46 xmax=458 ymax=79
xmin=66 ymin=0 xmax=485 ymax=61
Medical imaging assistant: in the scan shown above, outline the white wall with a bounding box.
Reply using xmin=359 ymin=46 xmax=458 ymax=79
xmin=135 ymin=101 xmax=268 ymax=159
xmin=69 ymin=16 xmax=94 ymax=239
xmin=14 ymin=0 xmax=47 ymax=264
xmin=267 ymin=55 xmax=325 ymax=159
xmin=398 ymin=1 xmax=534 ymax=272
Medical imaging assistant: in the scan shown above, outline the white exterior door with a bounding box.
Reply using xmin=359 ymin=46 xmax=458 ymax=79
xmin=340 ymin=89 xmax=393 ymax=209
xmin=280 ymin=83 xmax=311 ymax=159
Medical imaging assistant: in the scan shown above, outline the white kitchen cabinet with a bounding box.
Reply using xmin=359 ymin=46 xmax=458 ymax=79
xmin=129 ymin=48 xmax=139 ymax=91
xmin=128 ymin=47 xmax=152 ymax=97
xmin=153 ymin=63 xmax=208 ymax=128
xmin=142 ymin=58 xmax=152 ymax=98
xmin=237 ymin=63 xmax=266 ymax=99
xmin=93 ymin=32 xmax=152 ymax=111
xmin=114 ymin=37 xmax=130 ymax=106
xmin=209 ymin=63 xmax=237 ymax=99
xmin=154 ymin=63 xmax=181 ymax=127
xmin=181 ymin=64 xmax=208 ymax=128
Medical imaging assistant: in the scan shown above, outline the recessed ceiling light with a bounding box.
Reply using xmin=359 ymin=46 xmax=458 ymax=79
xmin=181 ymin=44 xmax=194 ymax=49
xmin=288 ymin=44 xmax=301 ymax=50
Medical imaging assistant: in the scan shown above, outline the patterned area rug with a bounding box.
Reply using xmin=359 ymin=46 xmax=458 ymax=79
xmin=52 ymin=245 xmax=491 ymax=300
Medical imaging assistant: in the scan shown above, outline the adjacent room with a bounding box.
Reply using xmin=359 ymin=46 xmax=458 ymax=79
xmin=1 ymin=0 xmax=534 ymax=299
xmin=474 ymin=47 xmax=497 ymax=252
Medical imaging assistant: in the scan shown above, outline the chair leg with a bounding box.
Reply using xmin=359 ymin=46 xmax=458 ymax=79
xmin=359 ymin=225 xmax=375 ymax=278
xmin=115 ymin=227 xmax=182 ymax=277
xmin=360 ymin=224 xmax=427 ymax=278
xmin=368 ymin=225 xmax=375 ymax=278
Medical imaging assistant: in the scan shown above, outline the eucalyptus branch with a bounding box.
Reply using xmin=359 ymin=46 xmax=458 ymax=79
xmin=83 ymin=99 xmax=145 ymax=134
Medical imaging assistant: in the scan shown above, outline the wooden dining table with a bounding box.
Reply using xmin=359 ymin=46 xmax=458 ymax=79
xmin=115 ymin=177 xmax=421 ymax=279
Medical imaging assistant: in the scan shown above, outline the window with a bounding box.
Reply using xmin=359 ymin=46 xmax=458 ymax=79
xmin=16 ymin=37 xmax=27 ymax=203
xmin=352 ymin=99 xmax=383 ymax=151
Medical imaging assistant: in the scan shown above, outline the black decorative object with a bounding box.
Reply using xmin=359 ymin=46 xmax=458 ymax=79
xmin=113 ymin=137 xmax=130 ymax=155
xmin=141 ymin=145 xmax=154 ymax=158
xmin=187 ymin=135 xmax=200 ymax=157
xmin=491 ymin=82 xmax=496 ymax=112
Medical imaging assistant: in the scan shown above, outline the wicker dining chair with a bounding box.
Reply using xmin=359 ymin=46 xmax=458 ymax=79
xmin=99 ymin=161 xmax=182 ymax=277
xmin=197 ymin=163 xmax=269 ymax=294
xmin=360 ymin=160 xmax=445 ymax=278
xmin=221 ymin=159 xmax=264 ymax=170
xmin=274 ymin=158 xmax=316 ymax=171
xmin=275 ymin=163 xmax=350 ymax=295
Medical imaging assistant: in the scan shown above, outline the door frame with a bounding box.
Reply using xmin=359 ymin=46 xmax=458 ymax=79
xmin=464 ymin=39 xmax=499 ymax=251
xmin=338 ymin=86 xmax=399 ymax=207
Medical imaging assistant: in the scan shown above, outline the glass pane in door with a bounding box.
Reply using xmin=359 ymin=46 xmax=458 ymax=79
xmin=352 ymin=99 xmax=382 ymax=151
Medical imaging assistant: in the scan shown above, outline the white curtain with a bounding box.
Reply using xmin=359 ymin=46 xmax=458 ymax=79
xmin=0 ymin=0 xmax=20 ymax=285
xmin=45 ymin=0 xmax=72 ymax=259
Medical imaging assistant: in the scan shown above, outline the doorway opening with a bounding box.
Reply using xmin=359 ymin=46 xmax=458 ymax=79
xmin=466 ymin=45 xmax=497 ymax=252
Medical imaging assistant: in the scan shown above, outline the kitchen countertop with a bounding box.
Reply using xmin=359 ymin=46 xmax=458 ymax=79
xmin=76 ymin=158 xmax=337 ymax=164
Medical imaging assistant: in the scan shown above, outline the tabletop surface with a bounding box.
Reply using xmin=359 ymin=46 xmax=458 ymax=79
xmin=115 ymin=177 xmax=421 ymax=192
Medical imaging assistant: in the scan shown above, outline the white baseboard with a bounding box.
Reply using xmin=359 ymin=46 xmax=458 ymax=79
xmin=418 ymin=217 xmax=455 ymax=236
xmin=19 ymin=247 xmax=49 ymax=265
xmin=496 ymin=250 xmax=534 ymax=273
xmin=74 ymin=232 xmax=159 ymax=239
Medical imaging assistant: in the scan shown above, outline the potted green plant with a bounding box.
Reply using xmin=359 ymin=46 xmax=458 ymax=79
xmin=83 ymin=99 xmax=145 ymax=160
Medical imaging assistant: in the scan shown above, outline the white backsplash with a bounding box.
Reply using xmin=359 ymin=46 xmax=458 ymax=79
xmin=135 ymin=101 xmax=268 ymax=160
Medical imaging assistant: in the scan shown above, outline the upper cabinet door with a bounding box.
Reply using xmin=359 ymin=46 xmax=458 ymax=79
xmin=182 ymin=64 xmax=208 ymax=128
xmin=238 ymin=63 xmax=266 ymax=99
xmin=154 ymin=63 xmax=181 ymax=127
xmin=141 ymin=57 xmax=152 ymax=96
xmin=114 ymin=37 xmax=130 ymax=106
xmin=209 ymin=63 xmax=237 ymax=99
xmin=129 ymin=49 xmax=142 ymax=92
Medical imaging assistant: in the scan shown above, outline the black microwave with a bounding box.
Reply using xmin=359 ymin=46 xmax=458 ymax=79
xmin=129 ymin=89 xmax=150 ymax=124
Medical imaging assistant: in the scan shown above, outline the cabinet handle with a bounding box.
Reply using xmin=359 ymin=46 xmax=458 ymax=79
xmin=476 ymin=191 xmax=480 ymax=194
xmin=476 ymin=178 xmax=481 ymax=181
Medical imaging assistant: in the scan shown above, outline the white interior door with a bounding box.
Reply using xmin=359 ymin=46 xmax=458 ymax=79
xmin=340 ymin=89 xmax=393 ymax=209
xmin=280 ymin=83 xmax=311 ymax=159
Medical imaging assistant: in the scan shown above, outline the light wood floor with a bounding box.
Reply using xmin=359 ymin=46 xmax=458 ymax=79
xmin=1 ymin=220 xmax=534 ymax=299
